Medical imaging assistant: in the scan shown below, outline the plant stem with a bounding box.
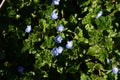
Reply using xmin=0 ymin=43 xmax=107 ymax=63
xmin=0 ymin=0 xmax=5 ymax=9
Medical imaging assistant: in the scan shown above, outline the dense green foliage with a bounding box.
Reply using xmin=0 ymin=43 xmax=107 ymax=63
xmin=0 ymin=0 xmax=120 ymax=80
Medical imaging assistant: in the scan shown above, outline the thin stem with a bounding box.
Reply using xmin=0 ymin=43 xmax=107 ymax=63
xmin=0 ymin=0 xmax=5 ymax=9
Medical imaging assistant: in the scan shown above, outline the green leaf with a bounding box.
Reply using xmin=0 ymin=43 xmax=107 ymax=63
xmin=85 ymin=24 xmax=94 ymax=32
xmin=88 ymin=44 xmax=107 ymax=62
xmin=22 ymin=39 xmax=31 ymax=53
xmin=106 ymin=1 xmax=114 ymax=12
xmin=90 ymin=74 xmax=106 ymax=80
xmin=57 ymin=67 xmax=63 ymax=74
xmin=86 ymin=62 xmax=95 ymax=72
xmin=66 ymin=62 xmax=80 ymax=73
xmin=34 ymin=50 xmax=52 ymax=69
xmin=98 ymin=50 xmax=107 ymax=63
xmin=74 ymin=27 xmax=83 ymax=39
xmin=81 ymin=73 xmax=90 ymax=80
xmin=95 ymin=63 xmax=103 ymax=70
xmin=8 ymin=9 xmax=16 ymax=17
xmin=69 ymin=14 xmax=78 ymax=24
xmin=116 ymin=3 xmax=120 ymax=11
xmin=33 ymin=0 xmax=39 ymax=3
xmin=82 ymin=13 xmax=92 ymax=24
xmin=95 ymin=16 xmax=113 ymax=31
xmin=39 ymin=19 xmax=49 ymax=33
xmin=40 ymin=36 xmax=54 ymax=49
xmin=104 ymin=37 xmax=113 ymax=51
xmin=81 ymin=0 xmax=91 ymax=7
xmin=88 ymin=45 xmax=100 ymax=55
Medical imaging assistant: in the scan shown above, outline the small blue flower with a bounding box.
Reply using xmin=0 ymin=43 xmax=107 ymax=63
xmin=54 ymin=35 xmax=63 ymax=43
xmin=57 ymin=46 xmax=63 ymax=54
xmin=51 ymin=46 xmax=63 ymax=56
xmin=50 ymin=9 xmax=58 ymax=20
xmin=52 ymin=0 xmax=60 ymax=5
xmin=107 ymin=58 xmax=110 ymax=63
xmin=17 ymin=66 xmax=24 ymax=72
xmin=66 ymin=41 xmax=73 ymax=49
xmin=25 ymin=25 xmax=32 ymax=33
xmin=96 ymin=10 xmax=103 ymax=19
xmin=56 ymin=24 xmax=64 ymax=32
xmin=112 ymin=67 xmax=118 ymax=74
xmin=51 ymin=47 xmax=59 ymax=56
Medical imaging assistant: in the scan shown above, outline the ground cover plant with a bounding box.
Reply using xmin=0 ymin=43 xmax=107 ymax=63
xmin=0 ymin=0 xmax=120 ymax=80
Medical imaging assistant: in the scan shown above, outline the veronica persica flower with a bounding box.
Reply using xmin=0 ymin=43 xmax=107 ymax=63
xmin=51 ymin=47 xmax=59 ymax=56
xmin=52 ymin=0 xmax=60 ymax=5
xmin=18 ymin=66 xmax=24 ymax=72
xmin=56 ymin=24 xmax=64 ymax=32
xmin=66 ymin=41 xmax=73 ymax=49
xmin=25 ymin=25 xmax=32 ymax=33
xmin=51 ymin=46 xmax=63 ymax=56
xmin=57 ymin=46 xmax=63 ymax=54
xmin=50 ymin=9 xmax=58 ymax=20
xmin=54 ymin=35 xmax=63 ymax=43
xmin=112 ymin=67 xmax=118 ymax=74
xmin=96 ymin=10 xmax=103 ymax=19
xmin=107 ymin=58 xmax=110 ymax=63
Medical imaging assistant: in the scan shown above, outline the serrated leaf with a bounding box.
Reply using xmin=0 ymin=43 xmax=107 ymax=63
xmin=34 ymin=50 xmax=52 ymax=69
xmin=88 ymin=45 xmax=100 ymax=55
xmin=69 ymin=14 xmax=78 ymax=24
xmin=66 ymin=63 xmax=80 ymax=73
xmin=106 ymin=1 xmax=114 ymax=12
xmin=40 ymin=36 xmax=54 ymax=49
xmin=104 ymin=37 xmax=113 ymax=51
xmin=74 ymin=27 xmax=83 ymax=39
xmin=95 ymin=16 xmax=113 ymax=31
xmin=81 ymin=73 xmax=90 ymax=80
xmin=82 ymin=13 xmax=92 ymax=24
xmin=95 ymin=63 xmax=103 ymax=70
xmin=87 ymin=62 xmax=94 ymax=69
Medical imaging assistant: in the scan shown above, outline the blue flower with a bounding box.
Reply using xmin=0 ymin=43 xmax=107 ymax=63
xmin=112 ymin=67 xmax=118 ymax=74
xmin=96 ymin=10 xmax=103 ymax=19
xmin=50 ymin=9 xmax=58 ymax=20
xmin=57 ymin=46 xmax=63 ymax=54
xmin=52 ymin=0 xmax=60 ymax=5
xmin=51 ymin=47 xmax=59 ymax=56
xmin=107 ymin=58 xmax=110 ymax=63
xmin=17 ymin=66 xmax=24 ymax=72
xmin=25 ymin=25 xmax=32 ymax=33
xmin=54 ymin=35 xmax=63 ymax=43
xmin=66 ymin=41 xmax=73 ymax=49
xmin=51 ymin=46 xmax=63 ymax=56
xmin=56 ymin=24 xmax=64 ymax=32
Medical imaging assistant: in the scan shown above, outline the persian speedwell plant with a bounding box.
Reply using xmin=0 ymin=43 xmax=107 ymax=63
xmin=17 ymin=66 xmax=24 ymax=72
xmin=50 ymin=9 xmax=58 ymax=20
xmin=51 ymin=46 xmax=63 ymax=56
xmin=107 ymin=58 xmax=110 ymax=64
xmin=96 ymin=10 xmax=103 ymax=19
xmin=57 ymin=46 xmax=63 ymax=54
xmin=1 ymin=0 xmax=120 ymax=79
xmin=54 ymin=35 xmax=63 ymax=43
xmin=112 ymin=67 xmax=119 ymax=74
xmin=25 ymin=25 xmax=32 ymax=33
xmin=56 ymin=24 xmax=64 ymax=32
xmin=66 ymin=41 xmax=73 ymax=49
xmin=52 ymin=0 xmax=60 ymax=5
xmin=51 ymin=47 xmax=59 ymax=56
